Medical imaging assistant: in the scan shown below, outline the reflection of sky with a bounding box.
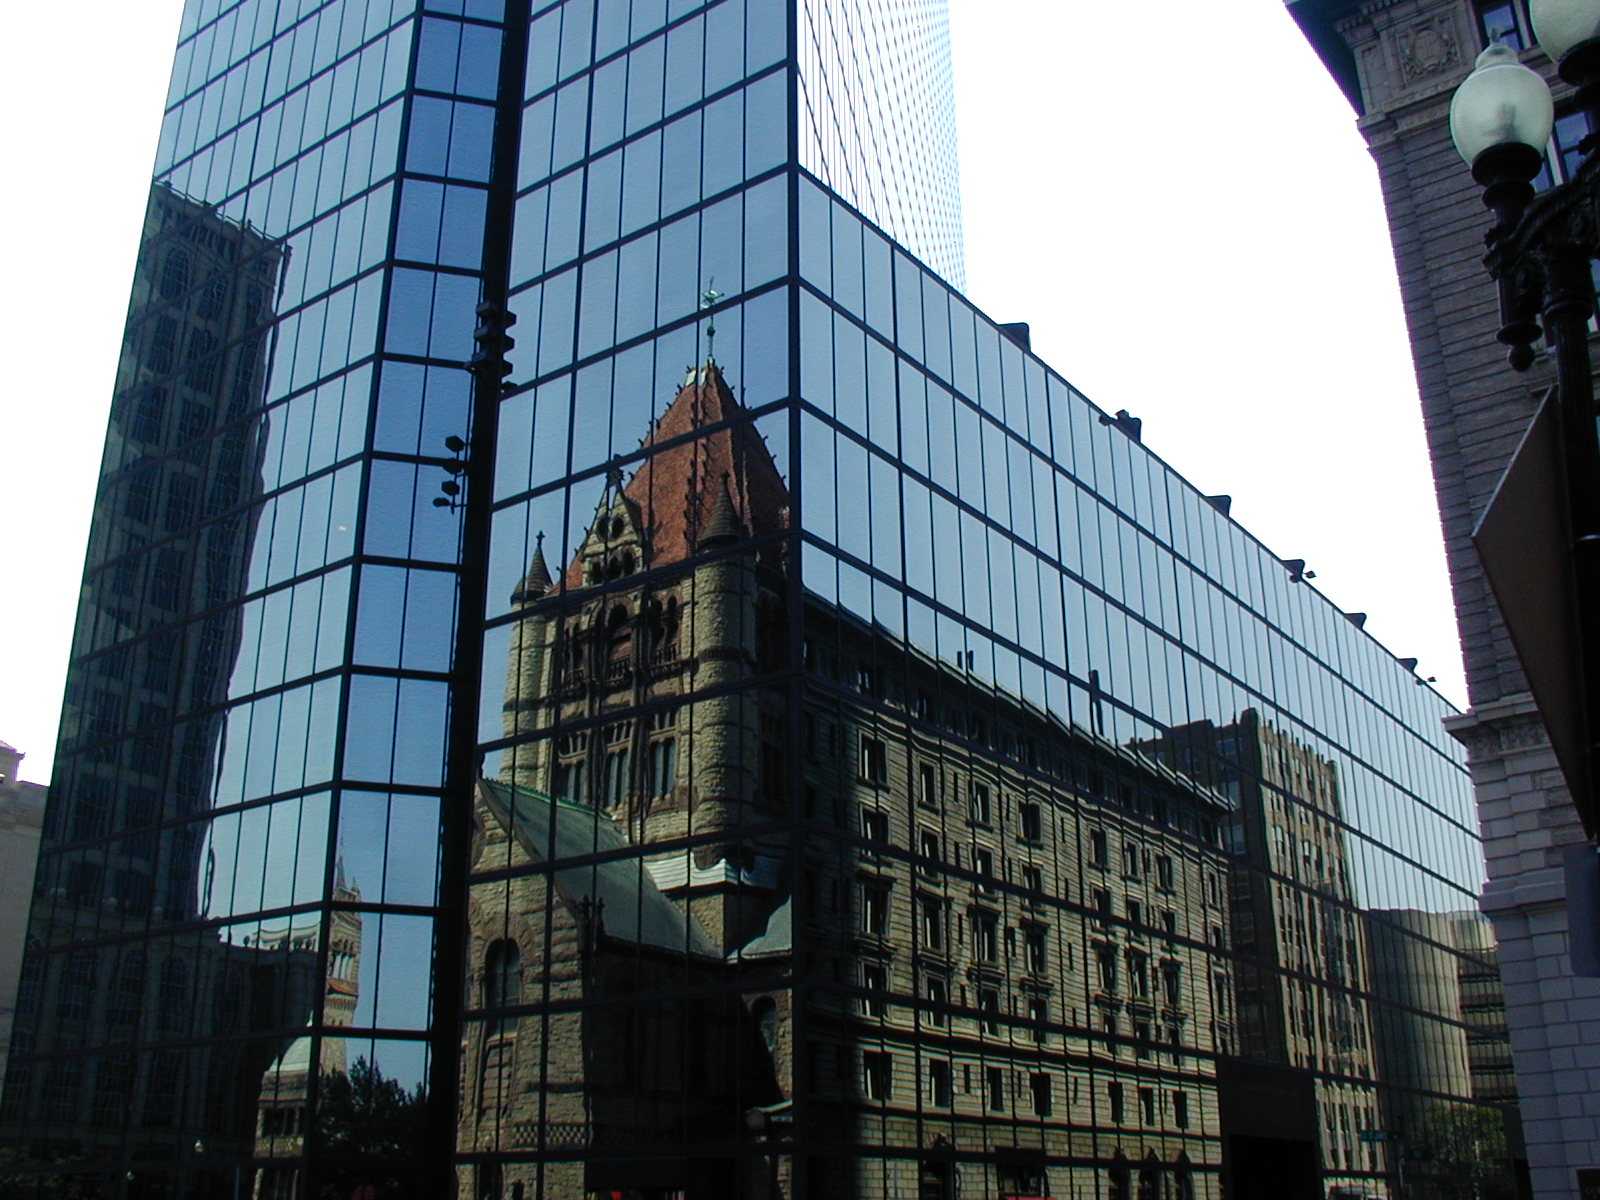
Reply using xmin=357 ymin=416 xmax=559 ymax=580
xmin=332 ymin=1036 xmax=430 ymax=1094
xmin=201 ymin=793 xmax=330 ymax=919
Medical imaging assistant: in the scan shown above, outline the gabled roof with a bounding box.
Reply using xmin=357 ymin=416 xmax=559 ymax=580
xmin=477 ymin=777 xmax=720 ymax=957
xmin=559 ymin=362 xmax=788 ymax=590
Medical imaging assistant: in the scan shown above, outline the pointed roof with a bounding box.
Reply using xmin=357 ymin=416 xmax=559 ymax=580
xmin=512 ymin=531 xmax=553 ymax=605
xmin=696 ymin=475 xmax=745 ymax=548
xmin=560 ymin=362 xmax=788 ymax=590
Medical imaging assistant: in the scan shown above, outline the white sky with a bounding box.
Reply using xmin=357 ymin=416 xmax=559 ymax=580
xmin=0 ymin=1 xmax=1465 ymax=785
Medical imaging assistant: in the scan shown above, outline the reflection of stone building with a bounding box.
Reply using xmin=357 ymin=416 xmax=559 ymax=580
xmin=467 ymin=362 xmax=1234 ymax=1199
xmin=0 ymin=740 xmax=47 ymax=1086
xmin=1161 ymin=712 xmax=1384 ymax=1197
xmin=1366 ymin=909 xmax=1525 ymax=1199
xmin=1289 ymin=3 xmax=1598 ymax=1198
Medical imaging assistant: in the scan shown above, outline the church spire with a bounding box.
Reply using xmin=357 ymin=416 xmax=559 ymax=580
xmin=512 ymin=531 xmax=553 ymax=605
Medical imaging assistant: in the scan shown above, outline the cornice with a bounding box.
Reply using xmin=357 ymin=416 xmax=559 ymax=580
xmin=1443 ymin=693 xmax=1554 ymax=761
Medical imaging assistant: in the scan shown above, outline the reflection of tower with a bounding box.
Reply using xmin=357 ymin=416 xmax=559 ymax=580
xmin=2 ymin=182 xmax=282 ymax=1150
xmin=498 ymin=362 xmax=788 ymax=948
xmin=44 ymin=181 xmax=283 ymax=923
xmin=253 ymin=867 xmax=363 ymax=1197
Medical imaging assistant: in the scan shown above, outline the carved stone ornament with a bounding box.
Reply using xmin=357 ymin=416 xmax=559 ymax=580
xmin=1452 ymin=711 xmax=1552 ymax=761
xmin=1397 ymin=18 xmax=1460 ymax=83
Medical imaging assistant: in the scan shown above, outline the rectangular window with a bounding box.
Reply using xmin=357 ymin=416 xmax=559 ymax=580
xmin=974 ymin=911 xmax=998 ymax=963
xmin=919 ymin=829 xmax=941 ymax=875
xmin=1127 ymin=897 xmax=1144 ymax=933
xmin=929 ymin=1060 xmax=952 ymax=1106
xmin=863 ymin=1052 xmax=892 ymax=1101
xmin=1108 ymin=1081 xmax=1124 ymax=1123
xmin=918 ymin=762 xmax=937 ymax=807
xmin=974 ymin=846 xmax=996 ymax=893
xmin=1122 ymin=841 xmax=1141 ymax=879
xmin=1023 ymin=864 xmax=1043 ymax=898
xmin=980 ymin=987 xmax=1001 ymax=1036
xmin=921 ymin=896 xmax=945 ymax=950
xmin=1156 ymin=854 xmax=1175 ymax=892
xmin=860 ymin=735 xmax=887 ymax=784
xmin=1475 ymin=0 xmax=1525 ymax=50
xmin=1129 ymin=951 xmax=1149 ymax=999
xmin=1134 ymin=1019 xmax=1151 ymax=1060
xmin=1139 ymin=1086 xmax=1156 ymax=1125
xmin=1093 ymin=887 xmax=1111 ymax=925
xmin=857 ymin=662 xmax=878 ymax=694
xmin=553 ymin=760 xmax=585 ymax=802
xmin=969 ymin=782 xmax=991 ymax=825
xmin=647 ymin=738 xmax=677 ymax=795
xmin=862 ymin=808 xmax=889 ymax=846
xmin=862 ymin=962 xmax=887 ymax=1018
xmin=1025 ymin=926 xmax=1047 ymax=974
xmin=1163 ymin=962 xmax=1183 ymax=1008
xmin=1173 ymin=1090 xmax=1190 ymax=1129
xmin=1028 ymin=997 xmax=1048 ymax=1043
xmin=926 ymin=974 xmax=948 ymax=1027
xmin=986 ymin=1066 xmax=1005 ymax=1112
xmin=1030 ymin=1072 xmax=1053 ymax=1117
xmin=861 ymin=884 xmax=889 ymax=937
xmin=1096 ymin=945 xmax=1118 ymax=994
xmin=1090 ymin=827 xmax=1108 ymax=867
xmin=603 ymin=748 xmax=629 ymax=808
xmin=1020 ymin=801 xmax=1041 ymax=843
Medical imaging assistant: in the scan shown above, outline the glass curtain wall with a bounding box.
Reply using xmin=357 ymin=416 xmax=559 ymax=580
xmin=0 ymin=0 xmax=507 ymax=1195
xmin=1 ymin=2 xmax=1514 ymax=1200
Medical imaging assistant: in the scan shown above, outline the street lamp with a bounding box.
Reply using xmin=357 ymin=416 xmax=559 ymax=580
xmin=1448 ymin=0 xmax=1600 ymax=841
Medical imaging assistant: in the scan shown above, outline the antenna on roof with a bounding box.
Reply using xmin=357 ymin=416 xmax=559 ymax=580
xmin=701 ymin=277 xmax=724 ymax=363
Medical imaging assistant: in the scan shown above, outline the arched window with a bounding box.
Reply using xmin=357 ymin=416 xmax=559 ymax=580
xmin=479 ymin=941 xmax=521 ymax=1114
xmin=484 ymin=939 xmax=521 ymax=1036
xmin=1173 ymin=1153 xmax=1194 ymax=1200
xmin=1108 ymin=1153 xmax=1131 ymax=1200
xmin=1138 ymin=1153 xmax=1161 ymax=1200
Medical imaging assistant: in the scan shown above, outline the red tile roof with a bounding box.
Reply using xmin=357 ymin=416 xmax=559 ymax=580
xmin=559 ymin=363 xmax=789 ymax=591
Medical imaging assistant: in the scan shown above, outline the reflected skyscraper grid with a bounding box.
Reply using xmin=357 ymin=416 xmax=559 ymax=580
xmin=1 ymin=2 xmax=1518 ymax=1199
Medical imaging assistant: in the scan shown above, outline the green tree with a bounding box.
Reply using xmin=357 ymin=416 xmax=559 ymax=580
xmin=1406 ymin=1103 xmax=1516 ymax=1200
xmin=314 ymin=1058 xmax=428 ymax=1200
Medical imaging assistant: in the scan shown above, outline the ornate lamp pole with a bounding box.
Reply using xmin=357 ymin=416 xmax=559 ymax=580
xmin=1449 ymin=0 xmax=1600 ymax=835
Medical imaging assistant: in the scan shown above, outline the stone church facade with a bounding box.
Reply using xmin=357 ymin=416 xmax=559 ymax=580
xmin=460 ymin=362 xmax=1235 ymax=1199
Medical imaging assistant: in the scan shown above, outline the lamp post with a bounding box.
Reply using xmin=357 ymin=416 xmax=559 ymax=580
xmin=1449 ymin=0 xmax=1600 ymax=838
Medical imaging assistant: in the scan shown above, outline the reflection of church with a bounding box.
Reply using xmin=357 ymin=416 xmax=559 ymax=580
xmin=253 ymin=868 xmax=363 ymax=1200
xmin=462 ymin=362 xmax=792 ymax=1199
xmin=463 ymin=362 xmax=1235 ymax=1199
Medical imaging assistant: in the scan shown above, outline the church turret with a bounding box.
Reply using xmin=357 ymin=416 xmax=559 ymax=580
xmin=502 ymin=532 xmax=555 ymax=790
xmin=686 ymin=475 xmax=758 ymax=859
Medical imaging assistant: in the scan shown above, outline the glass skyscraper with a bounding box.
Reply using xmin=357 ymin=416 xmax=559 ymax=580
xmin=2 ymin=2 xmax=1514 ymax=1199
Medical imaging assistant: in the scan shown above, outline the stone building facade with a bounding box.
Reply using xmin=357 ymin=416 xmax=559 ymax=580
xmin=0 ymin=740 xmax=47 ymax=1088
xmin=464 ymin=362 xmax=1234 ymax=1199
xmin=1290 ymin=1 xmax=1600 ymax=1196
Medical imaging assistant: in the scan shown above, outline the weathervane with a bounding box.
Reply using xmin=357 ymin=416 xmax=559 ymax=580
xmin=700 ymin=278 xmax=723 ymax=362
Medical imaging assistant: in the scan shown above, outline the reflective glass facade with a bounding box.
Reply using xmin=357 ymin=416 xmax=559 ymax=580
xmin=2 ymin=2 xmax=1513 ymax=1199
